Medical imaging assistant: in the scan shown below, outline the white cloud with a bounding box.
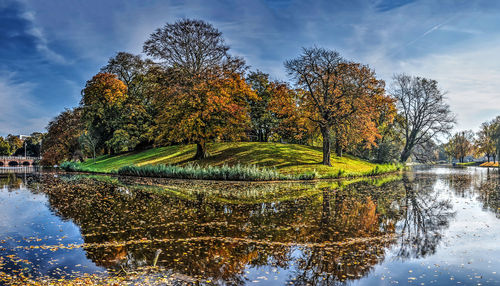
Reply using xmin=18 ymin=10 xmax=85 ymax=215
xmin=0 ymin=72 xmax=49 ymax=136
xmin=18 ymin=4 xmax=68 ymax=65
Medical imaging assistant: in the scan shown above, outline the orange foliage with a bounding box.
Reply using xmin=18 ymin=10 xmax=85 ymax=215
xmin=81 ymin=73 xmax=127 ymax=107
xmin=268 ymin=83 xmax=314 ymax=143
xmin=154 ymin=68 xmax=257 ymax=150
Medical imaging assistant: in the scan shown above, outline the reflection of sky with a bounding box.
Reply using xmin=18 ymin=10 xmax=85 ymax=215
xmin=0 ymin=185 xmax=104 ymax=277
xmin=240 ymin=167 xmax=500 ymax=285
xmin=352 ymin=168 xmax=500 ymax=285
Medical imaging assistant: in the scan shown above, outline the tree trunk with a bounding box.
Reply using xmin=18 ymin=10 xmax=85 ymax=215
xmin=335 ymin=140 xmax=343 ymax=157
xmin=400 ymin=148 xmax=412 ymax=163
xmin=321 ymin=126 xmax=331 ymax=166
xmin=194 ymin=141 xmax=209 ymax=160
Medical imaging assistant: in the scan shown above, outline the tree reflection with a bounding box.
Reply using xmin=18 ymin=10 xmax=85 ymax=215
xmin=475 ymin=168 xmax=500 ymax=218
xmin=396 ymin=174 xmax=455 ymax=259
xmin=288 ymin=182 xmax=404 ymax=285
xmin=35 ymin=175 xmax=410 ymax=284
xmin=0 ymin=173 xmax=23 ymax=190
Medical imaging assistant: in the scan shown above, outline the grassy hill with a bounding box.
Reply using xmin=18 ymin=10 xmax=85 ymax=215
xmin=74 ymin=142 xmax=399 ymax=178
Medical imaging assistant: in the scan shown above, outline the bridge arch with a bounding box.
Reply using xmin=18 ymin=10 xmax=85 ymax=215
xmin=8 ymin=161 xmax=19 ymax=166
xmin=22 ymin=161 xmax=31 ymax=166
xmin=0 ymin=162 xmax=3 ymax=166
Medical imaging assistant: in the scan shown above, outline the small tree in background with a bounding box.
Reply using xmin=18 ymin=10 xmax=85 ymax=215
xmin=446 ymin=130 xmax=475 ymax=163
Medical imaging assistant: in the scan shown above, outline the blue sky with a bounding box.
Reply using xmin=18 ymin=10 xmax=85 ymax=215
xmin=1 ymin=0 xmax=500 ymax=136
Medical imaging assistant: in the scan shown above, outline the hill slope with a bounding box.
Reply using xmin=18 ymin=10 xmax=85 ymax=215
xmin=78 ymin=142 xmax=397 ymax=177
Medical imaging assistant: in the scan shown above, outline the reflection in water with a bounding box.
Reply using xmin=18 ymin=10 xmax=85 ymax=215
xmin=1 ymin=167 xmax=500 ymax=285
xmin=396 ymin=174 xmax=455 ymax=259
xmin=39 ymin=176 xmax=405 ymax=284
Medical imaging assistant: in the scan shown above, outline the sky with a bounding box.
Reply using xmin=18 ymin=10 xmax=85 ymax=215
xmin=1 ymin=0 xmax=500 ymax=136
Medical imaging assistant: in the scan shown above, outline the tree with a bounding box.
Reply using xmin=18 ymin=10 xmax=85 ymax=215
xmin=152 ymin=67 xmax=256 ymax=158
xmin=6 ymin=135 xmax=23 ymax=154
xmin=476 ymin=119 xmax=499 ymax=163
xmin=81 ymin=73 xmax=128 ymax=154
xmin=391 ymin=74 xmax=455 ymax=162
xmin=101 ymin=52 xmax=157 ymax=150
xmin=144 ymin=19 xmax=253 ymax=159
xmin=245 ymin=71 xmax=277 ymax=142
xmin=0 ymin=137 xmax=10 ymax=155
xmin=285 ymin=47 xmax=390 ymax=165
xmin=494 ymin=116 xmax=500 ymax=161
xmin=267 ymin=83 xmax=314 ymax=144
xmin=79 ymin=131 xmax=98 ymax=163
xmin=14 ymin=132 xmax=44 ymax=157
xmin=446 ymin=130 xmax=474 ymax=163
xmin=144 ymin=19 xmax=230 ymax=76
xmin=41 ymin=108 xmax=84 ymax=165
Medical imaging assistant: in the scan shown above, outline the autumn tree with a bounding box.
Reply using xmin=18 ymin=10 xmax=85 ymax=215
xmin=144 ymin=19 xmax=254 ymax=159
xmin=331 ymin=73 xmax=395 ymax=157
xmin=41 ymin=108 xmax=84 ymax=165
xmin=391 ymin=74 xmax=455 ymax=162
xmin=80 ymin=73 xmax=128 ymax=154
xmin=101 ymin=52 xmax=157 ymax=149
xmin=285 ymin=47 xmax=391 ymax=165
xmin=446 ymin=130 xmax=474 ymax=163
xmin=267 ymin=83 xmax=314 ymax=144
xmin=476 ymin=118 xmax=499 ymax=163
xmin=152 ymin=66 xmax=256 ymax=158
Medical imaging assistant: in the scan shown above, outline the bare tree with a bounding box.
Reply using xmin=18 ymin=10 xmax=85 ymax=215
xmin=391 ymin=74 xmax=455 ymax=162
xmin=101 ymin=52 xmax=154 ymax=99
xmin=144 ymin=19 xmax=230 ymax=76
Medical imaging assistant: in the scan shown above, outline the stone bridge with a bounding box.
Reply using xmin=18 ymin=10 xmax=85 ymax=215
xmin=0 ymin=156 xmax=40 ymax=166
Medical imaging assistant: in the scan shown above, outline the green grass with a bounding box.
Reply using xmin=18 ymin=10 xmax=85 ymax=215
xmin=68 ymin=142 xmax=402 ymax=180
xmin=456 ymin=162 xmax=481 ymax=167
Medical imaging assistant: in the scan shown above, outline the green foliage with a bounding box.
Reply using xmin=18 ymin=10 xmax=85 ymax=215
xmin=456 ymin=162 xmax=479 ymax=166
xmin=106 ymin=129 xmax=139 ymax=153
xmin=60 ymin=161 xmax=102 ymax=173
xmin=0 ymin=137 xmax=11 ymax=155
xmin=246 ymin=70 xmax=277 ymax=142
xmin=117 ymin=164 xmax=286 ymax=181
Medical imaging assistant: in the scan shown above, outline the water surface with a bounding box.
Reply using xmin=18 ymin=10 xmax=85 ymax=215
xmin=0 ymin=166 xmax=499 ymax=285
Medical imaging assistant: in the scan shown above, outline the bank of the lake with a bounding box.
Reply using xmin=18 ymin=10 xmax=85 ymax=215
xmin=61 ymin=142 xmax=402 ymax=180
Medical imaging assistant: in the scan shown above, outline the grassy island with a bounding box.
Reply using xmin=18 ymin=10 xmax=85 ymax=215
xmin=61 ymin=142 xmax=402 ymax=180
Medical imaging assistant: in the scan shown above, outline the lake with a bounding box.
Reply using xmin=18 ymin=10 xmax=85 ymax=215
xmin=0 ymin=166 xmax=499 ymax=285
